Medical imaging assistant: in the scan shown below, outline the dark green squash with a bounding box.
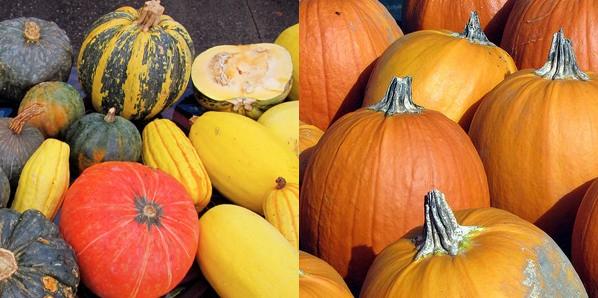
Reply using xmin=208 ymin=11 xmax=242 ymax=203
xmin=0 ymin=18 xmax=72 ymax=103
xmin=0 ymin=208 xmax=79 ymax=297
xmin=65 ymin=107 xmax=141 ymax=173
xmin=0 ymin=168 xmax=8 ymax=208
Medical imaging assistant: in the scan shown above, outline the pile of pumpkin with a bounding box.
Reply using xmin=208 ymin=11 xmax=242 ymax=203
xmin=0 ymin=1 xmax=302 ymax=297
xmin=300 ymin=0 xmax=598 ymax=297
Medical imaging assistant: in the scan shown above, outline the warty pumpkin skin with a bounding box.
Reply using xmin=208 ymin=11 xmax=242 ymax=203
xmin=263 ymin=177 xmax=299 ymax=248
xmin=360 ymin=190 xmax=587 ymax=298
xmin=469 ymin=30 xmax=598 ymax=249
xmin=300 ymin=251 xmax=353 ymax=298
xmin=572 ymin=180 xmax=598 ymax=296
xmin=301 ymin=77 xmax=490 ymax=291
xmin=299 ymin=0 xmax=403 ymax=130
xmin=501 ymin=0 xmax=598 ymax=71
xmin=363 ymin=12 xmax=516 ymax=129
xmin=0 ymin=168 xmax=9 ymax=208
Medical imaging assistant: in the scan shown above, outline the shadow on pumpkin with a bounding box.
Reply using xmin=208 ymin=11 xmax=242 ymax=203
xmin=346 ymin=245 xmax=376 ymax=295
xmin=484 ymin=0 xmax=517 ymax=44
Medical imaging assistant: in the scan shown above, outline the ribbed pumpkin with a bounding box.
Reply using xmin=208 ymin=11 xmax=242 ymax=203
xmin=0 ymin=17 xmax=72 ymax=103
xmin=301 ymin=77 xmax=490 ymax=290
xmin=501 ymin=0 xmax=598 ymax=71
xmin=258 ymin=101 xmax=299 ymax=155
xmin=300 ymin=251 xmax=353 ymax=298
xmin=0 ymin=168 xmax=9 ymax=208
xmin=142 ymin=118 xmax=212 ymax=212
xmin=573 ymin=180 xmax=598 ymax=296
xmin=59 ymin=162 xmax=199 ymax=298
xmin=275 ymin=24 xmax=299 ymax=101
xmin=360 ymin=190 xmax=587 ymax=298
xmin=263 ymin=177 xmax=299 ymax=248
xmin=197 ymin=204 xmax=298 ymax=297
xmin=362 ymin=12 xmax=516 ymax=129
xmin=65 ymin=107 xmax=141 ymax=173
xmin=299 ymin=120 xmax=323 ymax=154
xmin=299 ymin=0 xmax=403 ymax=130
xmin=12 ymin=139 xmax=69 ymax=219
xmin=77 ymin=2 xmax=194 ymax=120
xmin=469 ymin=30 xmax=598 ymax=248
xmin=18 ymin=81 xmax=84 ymax=137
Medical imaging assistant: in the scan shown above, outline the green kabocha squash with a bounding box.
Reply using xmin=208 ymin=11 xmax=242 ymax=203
xmin=77 ymin=1 xmax=194 ymax=120
xmin=0 ymin=209 xmax=79 ymax=297
xmin=0 ymin=168 xmax=9 ymax=208
xmin=65 ymin=107 xmax=141 ymax=173
xmin=0 ymin=18 xmax=72 ymax=103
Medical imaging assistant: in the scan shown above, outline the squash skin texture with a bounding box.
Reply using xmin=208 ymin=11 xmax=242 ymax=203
xmin=189 ymin=112 xmax=299 ymax=213
xmin=262 ymin=178 xmax=299 ymax=248
xmin=142 ymin=118 xmax=212 ymax=212
xmin=12 ymin=139 xmax=70 ymax=219
xmin=573 ymin=180 xmax=598 ymax=296
xmin=300 ymin=251 xmax=353 ymax=298
xmin=275 ymin=24 xmax=299 ymax=101
xmin=0 ymin=168 xmax=9 ymax=208
xmin=196 ymin=204 xmax=298 ymax=298
xmin=0 ymin=117 xmax=44 ymax=184
xmin=299 ymin=121 xmax=323 ymax=154
xmin=258 ymin=101 xmax=299 ymax=155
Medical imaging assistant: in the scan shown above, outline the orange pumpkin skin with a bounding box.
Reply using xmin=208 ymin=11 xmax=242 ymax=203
xmin=299 ymin=121 xmax=324 ymax=154
xmin=299 ymin=0 xmax=403 ymax=130
xmin=501 ymin=0 xmax=598 ymax=71
xmin=301 ymin=77 xmax=490 ymax=291
xmin=572 ymin=180 xmax=598 ymax=295
xmin=300 ymin=251 xmax=353 ymax=298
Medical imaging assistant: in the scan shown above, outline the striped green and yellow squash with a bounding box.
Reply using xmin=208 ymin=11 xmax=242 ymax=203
xmin=77 ymin=6 xmax=194 ymax=120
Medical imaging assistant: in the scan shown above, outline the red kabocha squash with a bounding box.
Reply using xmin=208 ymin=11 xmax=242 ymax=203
xmin=301 ymin=77 xmax=490 ymax=291
xmin=59 ymin=162 xmax=199 ymax=298
xmin=299 ymin=0 xmax=403 ymax=130
xmin=469 ymin=30 xmax=598 ymax=249
xmin=360 ymin=189 xmax=587 ymax=297
xmin=501 ymin=0 xmax=598 ymax=71
xmin=572 ymin=180 xmax=598 ymax=295
xmin=300 ymin=251 xmax=353 ymax=298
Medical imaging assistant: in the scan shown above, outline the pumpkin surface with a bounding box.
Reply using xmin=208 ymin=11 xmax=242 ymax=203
xmin=360 ymin=190 xmax=587 ymax=297
xmin=0 ymin=209 xmax=79 ymax=297
xmin=300 ymin=251 xmax=353 ymax=298
xmin=189 ymin=112 xmax=298 ymax=213
xmin=501 ymin=0 xmax=598 ymax=71
xmin=263 ymin=177 xmax=299 ymax=248
xmin=65 ymin=108 xmax=141 ymax=173
xmin=301 ymin=77 xmax=490 ymax=290
xmin=275 ymin=24 xmax=299 ymax=101
xmin=469 ymin=30 xmax=598 ymax=249
xmin=299 ymin=121 xmax=323 ymax=154
xmin=362 ymin=12 xmax=516 ymax=129
xmin=78 ymin=4 xmax=194 ymax=120
xmin=196 ymin=204 xmax=298 ymax=297
xmin=12 ymin=139 xmax=69 ymax=219
xmin=572 ymin=179 xmax=598 ymax=296
xmin=0 ymin=168 xmax=9 ymax=208
xmin=299 ymin=0 xmax=403 ymax=130
xmin=59 ymin=162 xmax=199 ymax=298
xmin=0 ymin=17 xmax=72 ymax=103
xmin=258 ymin=101 xmax=299 ymax=155
xmin=142 ymin=118 xmax=212 ymax=212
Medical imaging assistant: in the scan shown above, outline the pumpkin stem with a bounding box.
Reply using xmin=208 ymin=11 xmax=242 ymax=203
xmin=104 ymin=108 xmax=117 ymax=123
xmin=535 ymin=29 xmax=589 ymax=81
xmin=8 ymin=103 xmax=44 ymax=135
xmin=368 ymin=76 xmax=423 ymax=115
xmin=0 ymin=248 xmax=17 ymax=281
xmin=275 ymin=177 xmax=287 ymax=190
xmin=23 ymin=21 xmax=40 ymax=42
xmin=459 ymin=11 xmax=493 ymax=46
xmin=136 ymin=0 xmax=164 ymax=32
xmin=414 ymin=189 xmax=479 ymax=260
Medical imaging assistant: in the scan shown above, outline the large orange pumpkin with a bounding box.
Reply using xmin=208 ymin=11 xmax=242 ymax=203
xmin=361 ymin=189 xmax=587 ymax=297
xmin=362 ymin=12 xmax=516 ymax=129
xmin=501 ymin=0 xmax=598 ymax=71
xmin=572 ymin=180 xmax=598 ymax=295
xmin=299 ymin=0 xmax=403 ymax=130
xmin=300 ymin=251 xmax=353 ymax=298
xmin=469 ymin=30 xmax=598 ymax=250
xmin=301 ymin=77 xmax=490 ymax=291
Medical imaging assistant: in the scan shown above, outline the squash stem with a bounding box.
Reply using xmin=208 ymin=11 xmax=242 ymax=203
xmin=459 ymin=11 xmax=493 ymax=46
xmin=275 ymin=177 xmax=287 ymax=190
xmin=8 ymin=103 xmax=44 ymax=135
xmin=368 ymin=76 xmax=423 ymax=115
xmin=136 ymin=0 xmax=164 ymax=32
xmin=0 ymin=248 xmax=17 ymax=281
xmin=104 ymin=108 xmax=117 ymax=123
xmin=535 ymin=29 xmax=589 ymax=81
xmin=23 ymin=21 xmax=40 ymax=42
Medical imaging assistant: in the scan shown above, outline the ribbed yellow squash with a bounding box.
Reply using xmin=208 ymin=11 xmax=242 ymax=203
xmin=12 ymin=138 xmax=70 ymax=219
xmin=263 ymin=177 xmax=299 ymax=248
xmin=257 ymin=101 xmax=299 ymax=155
xmin=142 ymin=119 xmax=212 ymax=211
xmin=275 ymin=24 xmax=299 ymax=101
xmin=189 ymin=112 xmax=298 ymax=213
xmin=197 ymin=204 xmax=298 ymax=298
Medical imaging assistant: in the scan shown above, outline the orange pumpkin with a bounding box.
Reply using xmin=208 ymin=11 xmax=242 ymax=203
xmin=501 ymin=0 xmax=598 ymax=71
xmin=572 ymin=180 xmax=598 ymax=295
xmin=301 ymin=77 xmax=490 ymax=291
xmin=299 ymin=0 xmax=403 ymax=130
xmin=363 ymin=12 xmax=516 ymax=129
xmin=299 ymin=121 xmax=324 ymax=154
xmin=469 ymin=30 xmax=598 ymax=249
xmin=300 ymin=251 xmax=353 ymax=298
xmin=361 ymin=189 xmax=587 ymax=297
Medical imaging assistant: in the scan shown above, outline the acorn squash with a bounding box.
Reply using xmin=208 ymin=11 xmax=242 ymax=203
xmin=258 ymin=101 xmax=299 ymax=155
xmin=263 ymin=177 xmax=299 ymax=248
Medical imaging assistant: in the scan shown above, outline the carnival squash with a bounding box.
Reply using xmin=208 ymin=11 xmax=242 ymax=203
xmin=59 ymin=162 xmax=199 ymax=298
xmin=142 ymin=118 xmax=212 ymax=211
xmin=300 ymin=251 xmax=353 ymax=298
xmin=0 ymin=168 xmax=9 ymax=208
xmin=275 ymin=24 xmax=299 ymax=101
xmin=360 ymin=189 xmax=587 ymax=297
xmin=363 ymin=12 xmax=516 ymax=129
xmin=197 ymin=204 xmax=298 ymax=297
xmin=12 ymin=138 xmax=70 ymax=219
xmin=300 ymin=0 xmax=403 ymax=130
xmin=299 ymin=121 xmax=323 ymax=154
xmin=258 ymin=101 xmax=299 ymax=155
xmin=469 ymin=30 xmax=598 ymax=249
xmin=263 ymin=177 xmax=299 ymax=248
xmin=189 ymin=112 xmax=298 ymax=213
xmin=78 ymin=2 xmax=194 ymax=120
xmin=301 ymin=77 xmax=490 ymax=291
xmin=573 ymin=180 xmax=598 ymax=296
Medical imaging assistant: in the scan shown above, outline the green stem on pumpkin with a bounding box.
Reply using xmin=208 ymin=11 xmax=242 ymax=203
xmin=458 ymin=11 xmax=493 ymax=46
xmin=368 ymin=76 xmax=423 ymax=115
xmin=0 ymin=248 xmax=17 ymax=281
xmin=535 ymin=29 xmax=589 ymax=81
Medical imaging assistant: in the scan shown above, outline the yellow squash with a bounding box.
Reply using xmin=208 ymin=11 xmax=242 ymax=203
xmin=142 ymin=119 xmax=212 ymax=211
xmin=263 ymin=177 xmax=299 ymax=248
xmin=189 ymin=112 xmax=298 ymax=213
xmin=197 ymin=204 xmax=298 ymax=298
xmin=257 ymin=101 xmax=299 ymax=155
xmin=12 ymin=138 xmax=70 ymax=219
xmin=275 ymin=24 xmax=299 ymax=101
